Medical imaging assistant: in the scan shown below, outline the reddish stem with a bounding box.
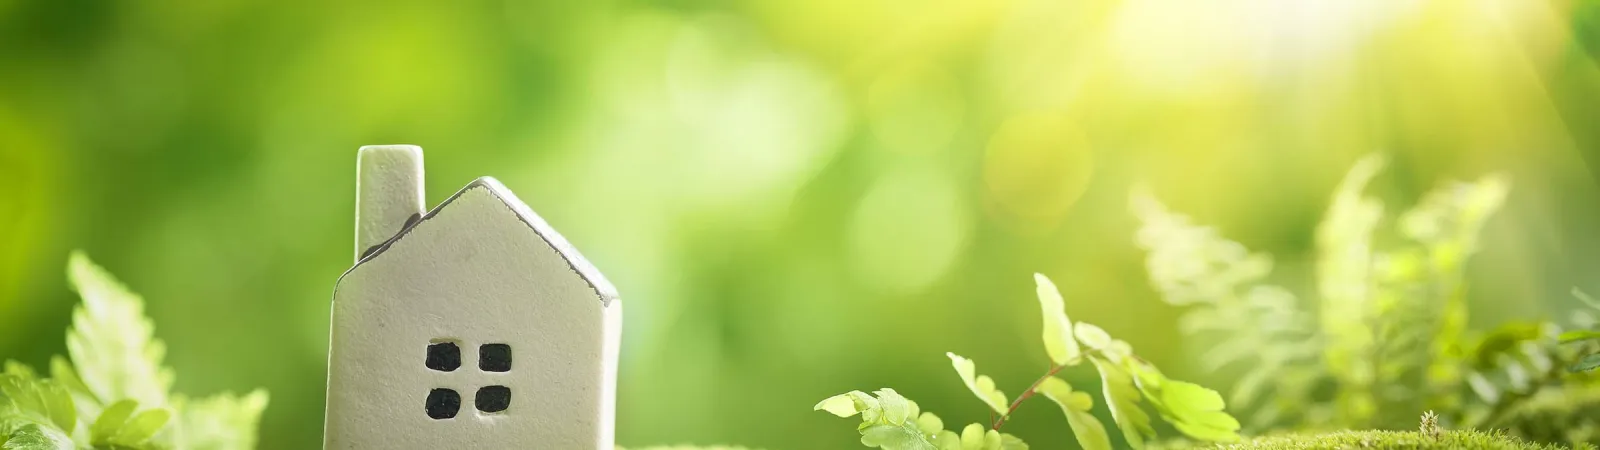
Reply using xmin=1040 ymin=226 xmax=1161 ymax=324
xmin=991 ymin=364 xmax=1067 ymax=430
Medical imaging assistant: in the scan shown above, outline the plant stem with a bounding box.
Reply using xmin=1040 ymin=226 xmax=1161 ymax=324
xmin=992 ymin=363 xmax=1067 ymax=430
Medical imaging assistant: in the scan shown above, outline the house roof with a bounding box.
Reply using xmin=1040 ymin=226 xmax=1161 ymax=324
xmin=342 ymin=177 xmax=619 ymax=307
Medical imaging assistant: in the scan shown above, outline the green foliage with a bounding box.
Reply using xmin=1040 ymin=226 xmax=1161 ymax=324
xmin=1036 ymin=378 xmax=1111 ymax=450
xmin=1132 ymin=187 xmax=1323 ymax=430
xmin=818 ymin=274 xmax=1240 ymax=449
xmin=1134 ymin=156 xmax=1600 ymax=446
xmin=1035 ymin=274 xmax=1082 ymax=366
xmin=1091 ymin=356 xmax=1154 ymax=448
xmin=0 ymin=252 xmax=268 ymax=450
xmin=815 ymin=388 xmax=1026 ymax=450
xmin=65 ymin=254 xmax=173 ymax=410
xmin=1568 ymin=290 xmax=1600 ymax=375
xmin=945 ymin=354 xmax=1008 ymax=416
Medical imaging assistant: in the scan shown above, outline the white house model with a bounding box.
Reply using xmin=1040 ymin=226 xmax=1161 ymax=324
xmin=324 ymin=145 xmax=621 ymax=449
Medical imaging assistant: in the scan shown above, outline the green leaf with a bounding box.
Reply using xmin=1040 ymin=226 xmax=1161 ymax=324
xmin=1560 ymin=329 xmax=1600 ymax=343
xmin=915 ymin=412 xmax=943 ymax=436
xmin=0 ymin=373 xmax=76 ymax=433
xmin=65 ymin=252 xmax=173 ymax=407
xmin=996 ymin=433 xmax=1027 ymax=450
xmin=1036 ymin=378 xmax=1111 ymax=450
xmin=1126 ymin=363 xmax=1240 ymax=443
xmin=816 ymin=391 xmax=876 ymax=418
xmin=1089 ymin=357 xmax=1153 ymax=449
xmin=874 ymin=389 xmax=916 ymax=425
xmin=946 ymin=353 xmax=1008 ymax=416
xmin=110 ymin=408 xmax=170 ymax=447
xmin=860 ymin=423 xmax=936 ymax=450
xmin=46 ymin=357 xmax=98 ymax=423
xmin=167 ymin=390 xmax=270 ymax=450
xmin=932 ymin=431 xmax=960 ymax=450
xmin=89 ymin=399 xmax=170 ymax=449
xmin=958 ymin=424 xmax=985 ymax=450
xmin=948 ymin=424 xmax=1025 ymax=450
xmin=1034 ymin=274 xmax=1081 ymax=366
xmin=1 ymin=423 xmax=73 ymax=450
xmin=1572 ymin=353 xmax=1600 ymax=372
xmin=1575 ymin=288 xmax=1600 ymax=311
xmin=1073 ymin=323 xmax=1112 ymax=350
xmin=819 ymin=389 xmax=942 ymax=450
xmin=91 ymin=400 xmax=138 ymax=444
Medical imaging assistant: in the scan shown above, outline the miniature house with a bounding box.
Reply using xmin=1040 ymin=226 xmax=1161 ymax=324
xmin=324 ymin=145 xmax=621 ymax=449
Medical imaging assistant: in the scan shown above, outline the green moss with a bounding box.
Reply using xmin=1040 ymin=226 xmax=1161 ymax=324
xmin=1163 ymin=430 xmax=1569 ymax=450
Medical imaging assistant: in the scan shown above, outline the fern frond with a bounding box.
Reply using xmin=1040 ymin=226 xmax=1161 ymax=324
xmin=1131 ymin=189 xmax=1319 ymax=430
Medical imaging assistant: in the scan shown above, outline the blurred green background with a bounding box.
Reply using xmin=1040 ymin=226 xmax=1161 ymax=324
xmin=6 ymin=0 xmax=1600 ymax=448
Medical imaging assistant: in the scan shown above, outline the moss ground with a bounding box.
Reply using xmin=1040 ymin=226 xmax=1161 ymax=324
xmin=1171 ymin=430 xmax=1574 ymax=450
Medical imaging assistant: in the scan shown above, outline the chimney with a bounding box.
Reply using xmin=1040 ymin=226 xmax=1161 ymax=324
xmin=355 ymin=145 xmax=425 ymax=261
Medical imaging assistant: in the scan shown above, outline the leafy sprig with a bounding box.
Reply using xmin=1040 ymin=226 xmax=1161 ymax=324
xmin=817 ymin=274 xmax=1241 ymax=450
xmin=0 ymin=252 xmax=269 ymax=450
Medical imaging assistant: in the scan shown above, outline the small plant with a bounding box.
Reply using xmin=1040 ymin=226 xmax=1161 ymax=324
xmin=1420 ymin=410 xmax=1441 ymax=441
xmin=0 ymin=252 xmax=268 ymax=450
xmin=814 ymin=274 xmax=1242 ymax=450
xmin=1133 ymin=154 xmax=1600 ymax=446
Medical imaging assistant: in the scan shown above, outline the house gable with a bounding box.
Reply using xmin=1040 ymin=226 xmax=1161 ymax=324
xmin=345 ymin=177 xmax=618 ymax=307
xmin=326 ymin=174 xmax=621 ymax=449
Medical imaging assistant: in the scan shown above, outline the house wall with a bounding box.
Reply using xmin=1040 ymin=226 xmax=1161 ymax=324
xmin=325 ymin=185 xmax=619 ymax=449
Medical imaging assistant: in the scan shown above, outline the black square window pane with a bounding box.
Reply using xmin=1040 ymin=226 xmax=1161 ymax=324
xmin=425 ymin=388 xmax=460 ymax=419
xmin=480 ymin=344 xmax=511 ymax=372
xmin=426 ymin=342 xmax=461 ymax=372
xmin=476 ymin=386 xmax=511 ymax=413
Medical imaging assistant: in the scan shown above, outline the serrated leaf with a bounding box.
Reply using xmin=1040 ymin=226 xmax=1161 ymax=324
xmin=946 ymin=353 xmax=1008 ymax=416
xmin=65 ymin=252 xmax=172 ymax=407
xmin=48 ymin=357 xmax=99 ymax=422
xmin=1572 ymin=353 xmax=1600 ymax=372
xmin=1034 ymin=274 xmax=1081 ymax=366
xmin=1 ymin=423 xmax=73 ymax=450
xmin=1090 ymin=357 xmax=1153 ymax=449
xmin=0 ymin=374 xmax=76 ymax=433
xmin=167 ymin=390 xmax=269 ymax=450
xmin=1036 ymin=378 xmax=1111 ymax=450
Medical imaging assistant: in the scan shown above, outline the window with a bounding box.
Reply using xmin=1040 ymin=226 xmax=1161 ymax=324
xmin=424 ymin=341 xmax=513 ymax=419
xmin=476 ymin=386 xmax=511 ymax=413
xmin=425 ymin=388 xmax=460 ymax=419
xmin=480 ymin=343 xmax=511 ymax=372
xmin=425 ymin=342 xmax=460 ymax=372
